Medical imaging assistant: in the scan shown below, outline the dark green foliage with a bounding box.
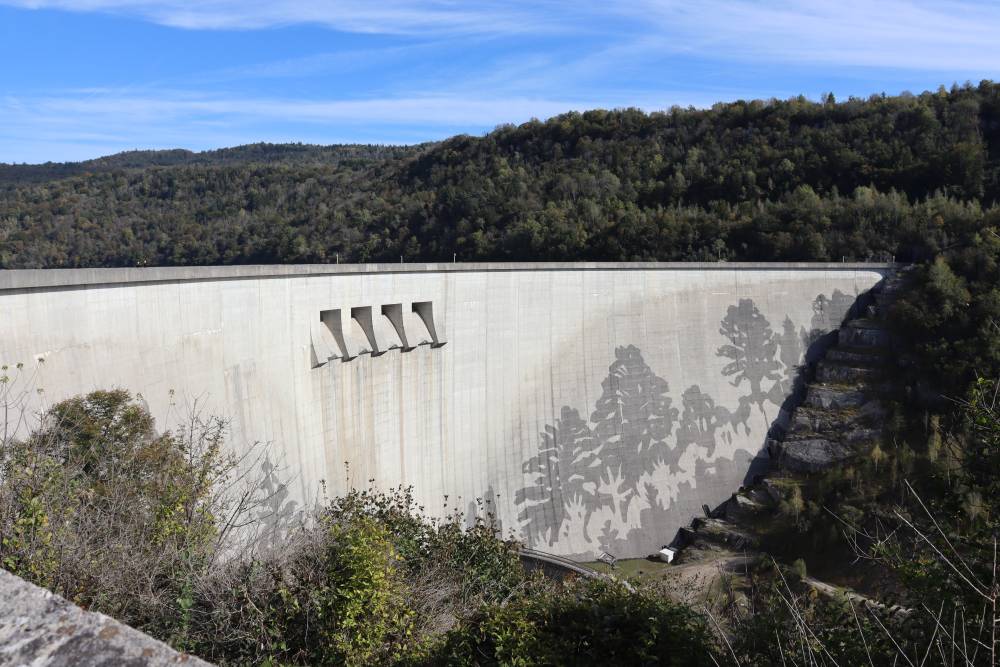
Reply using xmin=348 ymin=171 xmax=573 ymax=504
xmin=889 ymin=233 xmax=1000 ymax=399
xmin=188 ymin=515 xmax=417 ymax=666
xmin=0 ymin=142 xmax=420 ymax=185
xmin=729 ymin=565 xmax=909 ymax=666
xmin=418 ymin=578 xmax=717 ymax=667
xmin=3 ymin=82 xmax=1000 ymax=267
xmin=324 ymin=485 xmax=529 ymax=607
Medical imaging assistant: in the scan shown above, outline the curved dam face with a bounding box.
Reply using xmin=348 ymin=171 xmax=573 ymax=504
xmin=0 ymin=263 xmax=891 ymax=559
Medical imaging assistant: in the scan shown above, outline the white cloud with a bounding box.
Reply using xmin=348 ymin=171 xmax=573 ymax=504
xmin=4 ymin=0 xmax=1000 ymax=162
xmin=14 ymin=91 xmax=611 ymax=125
xmin=631 ymin=0 xmax=1000 ymax=71
xmin=1 ymin=89 xmax=688 ymax=162
xmin=1 ymin=0 xmax=563 ymax=34
xmin=6 ymin=0 xmax=1000 ymax=71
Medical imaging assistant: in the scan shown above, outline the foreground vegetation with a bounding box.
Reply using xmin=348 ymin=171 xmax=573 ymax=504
xmin=2 ymin=361 xmax=1000 ymax=664
xmin=0 ymin=387 xmax=715 ymax=665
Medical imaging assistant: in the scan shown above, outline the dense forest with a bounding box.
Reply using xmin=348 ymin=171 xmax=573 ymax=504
xmin=2 ymin=81 xmax=1000 ymax=268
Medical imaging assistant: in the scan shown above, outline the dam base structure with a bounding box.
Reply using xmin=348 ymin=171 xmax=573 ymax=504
xmin=0 ymin=262 xmax=893 ymax=560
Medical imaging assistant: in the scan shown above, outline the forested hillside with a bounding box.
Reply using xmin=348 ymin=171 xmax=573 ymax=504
xmin=0 ymin=143 xmax=420 ymax=186
xmin=2 ymin=81 xmax=1000 ymax=268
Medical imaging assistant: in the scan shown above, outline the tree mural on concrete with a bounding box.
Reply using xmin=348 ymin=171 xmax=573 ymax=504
xmin=516 ymin=345 xmax=715 ymax=552
xmin=778 ymin=316 xmax=803 ymax=381
xmin=800 ymin=289 xmax=858 ymax=353
xmin=514 ymin=406 xmax=607 ymax=545
xmin=590 ymin=345 xmax=678 ymax=519
xmin=811 ymin=290 xmax=855 ymax=332
xmin=674 ymin=385 xmax=738 ymax=463
xmin=717 ymin=299 xmax=782 ymax=416
xmin=513 ymin=295 xmax=846 ymax=555
xmin=516 ymin=346 xmax=677 ymax=544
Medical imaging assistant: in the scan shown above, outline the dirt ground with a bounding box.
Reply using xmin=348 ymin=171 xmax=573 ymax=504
xmin=586 ymin=546 xmax=754 ymax=608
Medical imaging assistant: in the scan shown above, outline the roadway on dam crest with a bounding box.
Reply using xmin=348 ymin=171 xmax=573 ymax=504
xmin=0 ymin=262 xmax=894 ymax=560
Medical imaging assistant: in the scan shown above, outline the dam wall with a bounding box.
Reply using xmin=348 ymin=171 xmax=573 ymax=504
xmin=0 ymin=263 xmax=892 ymax=559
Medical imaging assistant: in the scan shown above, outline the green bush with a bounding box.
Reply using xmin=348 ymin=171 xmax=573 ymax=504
xmin=186 ymin=515 xmax=416 ymax=666
xmin=418 ymin=578 xmax=718 ymax=666
xmin=0 ymin=389 xmax=225 ymax=627
xmin=0 ymin=389 xmax=727 ymax=665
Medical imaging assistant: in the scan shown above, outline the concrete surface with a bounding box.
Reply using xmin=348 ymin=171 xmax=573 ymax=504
xmin=0 ymin=262 xmax=892 ymax=559
xmin=0 ymin=568 xmax=211 ymax=666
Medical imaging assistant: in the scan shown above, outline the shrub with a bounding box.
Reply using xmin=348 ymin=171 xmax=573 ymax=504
xmin=0 ymin=389 xmax=229 ymax=630
xmin=418 ymin=578 xmax=718 ymax=666
xmin=0 ymin=388 xmax=722 ymax=665
xmin=184 ymin=514 xmax=416 ymax=666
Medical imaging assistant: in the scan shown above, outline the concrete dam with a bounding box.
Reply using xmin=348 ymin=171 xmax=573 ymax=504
xmin=0 ymin=262 xmax=892 ymax=560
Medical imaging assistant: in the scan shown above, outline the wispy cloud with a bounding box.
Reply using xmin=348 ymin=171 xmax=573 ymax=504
xmin=6 ymin=0 xmax=1000 ymax=71
xmin=9 ymin=91 xmax=622 ymax=125
xmin=1 ymin=89 xmax=692 ymax=162
xmin=2 ymin=0 xmax=568 ymax=35
xmin=631 ymin=0 xmax=1000 ymax=71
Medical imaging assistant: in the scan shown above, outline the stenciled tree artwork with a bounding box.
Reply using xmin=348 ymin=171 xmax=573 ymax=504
xmin=516 ymin=406 xmax=613 ymax=546
xmin=515 ymin=414 xmax=568 ymax=547
xmin=515 ymin=300 xmax=817 ymax=552
xmin=516 ymin=346 xmax=685 ymax=548
xmin=777 ymin=316 xmax=803 ymax=383
xmin=810 ymin=289 xmax=855 ymax=333
xmin=590 ymin=345 xmax=678 ymax=519
xmin=672 ymin=385 xmax=736 ymax=465
xmin=717 ymin=299 xmax=782 ymax=419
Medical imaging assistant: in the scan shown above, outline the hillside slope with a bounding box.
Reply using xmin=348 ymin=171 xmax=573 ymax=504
xmin=1 ymin=81 xmax=999 ymax=268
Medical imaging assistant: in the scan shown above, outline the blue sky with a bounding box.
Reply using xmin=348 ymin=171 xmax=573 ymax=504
xmin=2 ymin=1 xmax=1000 ymax=163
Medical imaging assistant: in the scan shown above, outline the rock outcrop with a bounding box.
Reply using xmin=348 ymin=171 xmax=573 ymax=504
xmin=770 ymin=279 xmax=897 ymax=475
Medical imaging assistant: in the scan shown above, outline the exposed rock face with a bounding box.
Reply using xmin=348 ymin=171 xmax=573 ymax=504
xmin=689 ymin=518 xmax=759 ymax=550
xmin=0 ymin=569 xmax=211 ymax=667
xmin=778 ymin=438 xmax=855 ymax=473
xmin=825 ymin=348 xmax=884 ymax=365
xmin=838 ymin=320 xmax=891 ymax=348
xmin=816 ymin=362 xmax=879 ymax=384
xmin=804 ymin=385 xmax=871 ymax=410
xmin=782 ymin=297 xmax=890 ymax=473
xmin=724 ymin=493 xmax=770 ymax=522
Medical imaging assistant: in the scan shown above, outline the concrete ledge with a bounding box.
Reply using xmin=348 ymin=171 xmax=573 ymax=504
xmin=0 ymin=262 xmax=898 ymax=292
xmin=0 ymin=569 xmax=211 ymax=666
xmin=518 ymin=548 xmax=634 ymax=592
